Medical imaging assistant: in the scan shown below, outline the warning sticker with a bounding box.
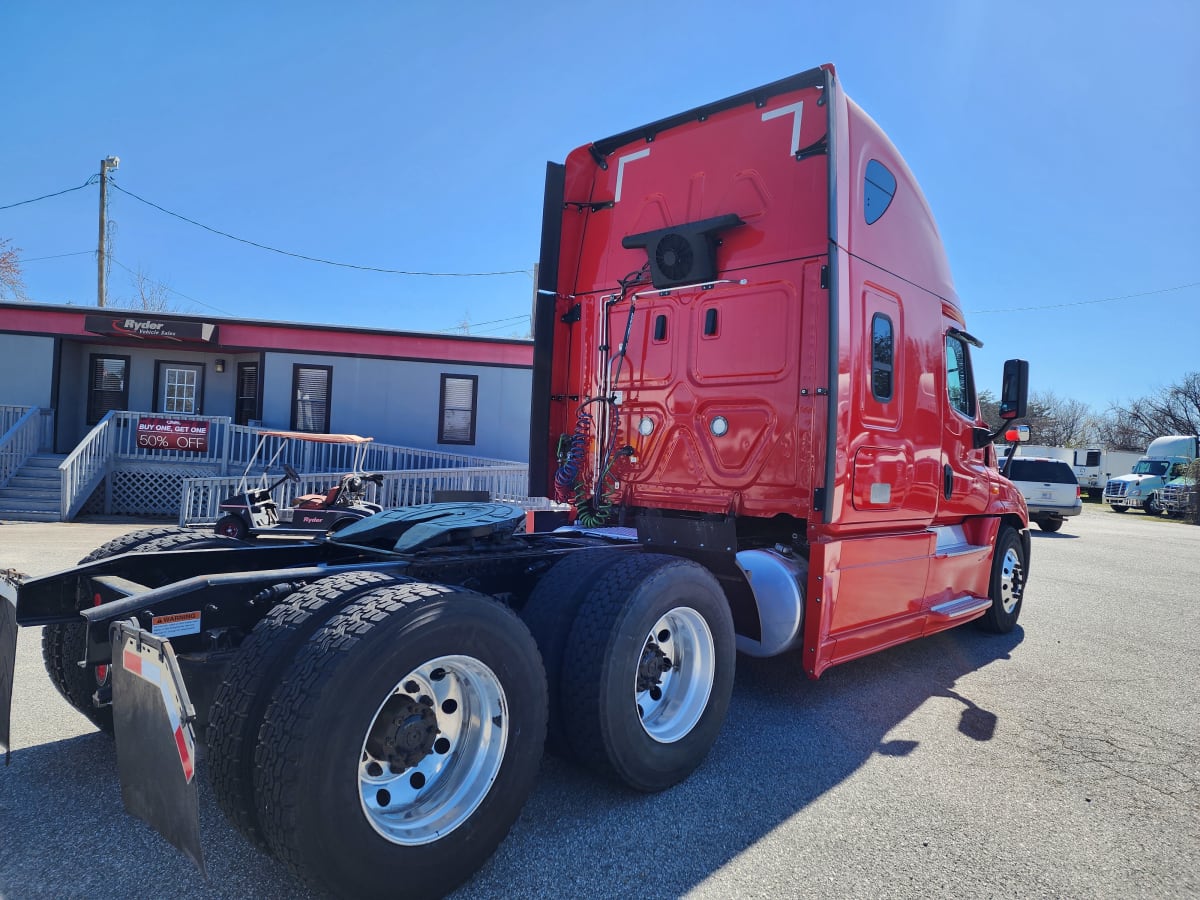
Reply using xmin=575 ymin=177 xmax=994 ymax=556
xmin=151 ymin=611 xmax=202 ymax=639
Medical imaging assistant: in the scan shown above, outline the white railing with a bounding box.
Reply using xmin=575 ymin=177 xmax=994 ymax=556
xmin=100 ymin=411 xmax=519 ymax=475
xmin=0 ymin=405 xmax=54 ymax=450
xmin=179 ymin=464 xmax=533 ymax=525
xmin=59 ymin=412 xmax=117 ymax=521
xmin=0 ymin=407 xmax=44 ymax=490
xmin=52 ymin=409 xmax=526 ymax=521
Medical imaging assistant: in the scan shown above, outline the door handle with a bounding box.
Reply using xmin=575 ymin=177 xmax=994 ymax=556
xmin=943 ymin=464 xmax=954 ymax=500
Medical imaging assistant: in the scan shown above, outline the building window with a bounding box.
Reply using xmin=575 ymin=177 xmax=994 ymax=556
xmin=154 ymin=362 xmax=203 ymax=415
xmin=236 ymin=362 xmax=261 ymax=426
xmin=291 ymin=364 xmax=332 ymax=433
xmin=870 ymin=313 xmax=894 ymax=402
xmin=87 ymin=354 xmax=130 ymax=425
xmin=945 ymin=335 xmax=977 ymax=419
xmin=864 ymin=159 xmax=897 ymax=224
xmin=439 ymin=374 xmax=478 ymax=445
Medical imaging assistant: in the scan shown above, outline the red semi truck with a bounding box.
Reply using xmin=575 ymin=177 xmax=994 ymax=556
xmin=0 ymin=64 xmax=1030 ymax=899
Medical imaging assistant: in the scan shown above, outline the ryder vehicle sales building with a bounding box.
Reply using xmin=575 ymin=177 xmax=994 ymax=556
xmin=0 ymin=301 xmax=533 ymax=461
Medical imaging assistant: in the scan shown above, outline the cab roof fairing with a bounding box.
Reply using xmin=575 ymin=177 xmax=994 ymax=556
xmin=836 ymin=93 xmax=961 ymax=317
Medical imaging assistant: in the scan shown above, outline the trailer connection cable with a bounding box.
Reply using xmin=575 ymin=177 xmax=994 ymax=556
xmin=554 ymin=409 xmax=593 ymax=502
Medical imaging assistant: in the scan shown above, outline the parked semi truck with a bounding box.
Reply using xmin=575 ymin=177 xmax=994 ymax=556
xmin=0 ymin=64 xmax=1032 ymax=900
xmin=1102 ymin=435 xmax=1199 ymax=513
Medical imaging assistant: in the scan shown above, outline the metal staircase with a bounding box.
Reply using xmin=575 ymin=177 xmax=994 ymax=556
xmin=0 ymin=453 xmax=66 ymax=522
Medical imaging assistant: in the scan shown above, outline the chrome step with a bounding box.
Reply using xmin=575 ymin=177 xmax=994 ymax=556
xmin=929 ymin=595 xmax=992 ymax=619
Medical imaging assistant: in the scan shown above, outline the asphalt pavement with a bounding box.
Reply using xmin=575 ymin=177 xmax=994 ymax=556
xmin=0 ymin=504 xmax=1197 ymax=899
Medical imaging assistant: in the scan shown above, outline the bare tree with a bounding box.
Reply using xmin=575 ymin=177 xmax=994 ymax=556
xmin=1026 ymin=391 xmax=1095 ymax=447
xmin=113 ymin=265 xmax=173 ymax=312
xmin=977 ymin=389 xmax=1000 ymax=427
xmin=1100 ymin=372 xmax=1200 ymax=447
xmin=0 ymin=238 xmax=28 ymax=300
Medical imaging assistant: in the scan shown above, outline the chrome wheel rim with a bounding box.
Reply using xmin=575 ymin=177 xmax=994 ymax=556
xmin=635 ymin=606 xmax=715 ymax=744
xmin=999 ymin=547 xmax=1025 ymax=614
xmin=358 ymin=654 xmax=507 ymax=846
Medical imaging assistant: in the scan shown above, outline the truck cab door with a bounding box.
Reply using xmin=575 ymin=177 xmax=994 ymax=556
xmin=937 ymin=330 xmax=990 ymax=520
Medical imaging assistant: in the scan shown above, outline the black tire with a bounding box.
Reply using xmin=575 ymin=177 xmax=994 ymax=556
xmin=977 ymin=527 xmax=1027 ymax=633
xmin=1142 ymin=497 xmax=1162 ymax=516
xmin=560 ymin=553 xmax=735 ymax=793
xmin=519 ymin=548 xmax=633 ymax=756
xmin=215 ymin=514 xmax=250 ymax=539
xmin=1036 ymin=518 xmax=1063 ymax=533
xmin=41 ymin=526 xmax=216 ymax=733
xmin=1110 ymin=504 xmax=1127 ymax=513
xmin=254 ymin=582 xmax=547 ymax=900
xmin=207 ymin=570 xmax=398 ymax=850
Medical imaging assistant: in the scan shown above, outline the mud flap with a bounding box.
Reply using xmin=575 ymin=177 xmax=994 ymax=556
xmin=0 ymin=576 xmax=18 ymax=764
xmin=110 ymin=621 xmax=206 ymax=877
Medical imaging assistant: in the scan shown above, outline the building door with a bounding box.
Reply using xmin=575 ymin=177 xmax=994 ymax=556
xmin=155 ymin=362 xmax=204 ymax=415
xmin=87 ymin=354 xmax=131 ymax=424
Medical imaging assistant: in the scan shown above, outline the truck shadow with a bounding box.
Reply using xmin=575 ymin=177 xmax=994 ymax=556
xmin=460 ymin=626 xmax=1024 ymax=899
xmin=0 ymin=626 xmax=1020 ymax=900
xmin=0 ymin=731 xmax=318 ymax=899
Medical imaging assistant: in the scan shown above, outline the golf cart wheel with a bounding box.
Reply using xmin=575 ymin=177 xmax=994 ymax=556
xmin=560 ymin=553 xmax=735 ymax=793
xmin=208 ymin=570 xmax=398 ymax=850
xmin=215 ymin=514 xmax=250 ymax=539
xmin=42 ymin=529 xmax=244 ymax=734
xmin=254 ymin=582 xmax=546 ymax=899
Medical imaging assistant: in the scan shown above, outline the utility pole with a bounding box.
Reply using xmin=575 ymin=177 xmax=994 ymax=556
xmin=97 ymin=156 xmax=119 ymax=307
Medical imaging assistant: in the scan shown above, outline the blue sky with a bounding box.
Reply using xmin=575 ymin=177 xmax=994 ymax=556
xmin=2 ymin=1 xmax=1197 ymax=413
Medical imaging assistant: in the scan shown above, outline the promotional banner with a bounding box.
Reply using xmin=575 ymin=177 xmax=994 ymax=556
xmin=136 ymin=418 xmax=210 ymax=452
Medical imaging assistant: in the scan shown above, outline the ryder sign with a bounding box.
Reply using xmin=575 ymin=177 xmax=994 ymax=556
xmin=136 ymin=418 xmax=210 ymax=452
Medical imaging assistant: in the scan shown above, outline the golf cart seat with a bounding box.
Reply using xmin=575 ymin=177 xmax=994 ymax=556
xmin=295 ymin=486 xmax=341 ymax=509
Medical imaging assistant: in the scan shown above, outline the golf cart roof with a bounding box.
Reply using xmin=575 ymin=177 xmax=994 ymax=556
xmin=258 ymin=430 xmax=374 ymax=444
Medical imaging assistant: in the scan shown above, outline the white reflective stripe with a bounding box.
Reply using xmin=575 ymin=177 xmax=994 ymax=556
xmin=761 ymin=101 xmax=805 ymax=156
xmin=123 ymin=645 xmax=183 ymax=733
xmin=615 ymin=148 xmax=651 ymax=203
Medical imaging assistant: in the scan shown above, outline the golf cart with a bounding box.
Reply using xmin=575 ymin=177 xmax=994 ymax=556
xmin=214 ymin=430 xmax=384 ymax=539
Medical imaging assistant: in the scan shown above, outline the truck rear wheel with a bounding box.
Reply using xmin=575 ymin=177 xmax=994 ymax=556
xmin=977 ymin=527 xmax=1027 ymax=633
xmin=560 ymin=554 xmax=735 ymax=793
xmin=1035 ymin=518 xmax=1063 ymax=533
xmin=253 ymin=582 xmax=546 ymax=899
xmin=1110 ymin=504 xmax=1127 ymax=513
xmin=207 ymin=569 xmax=398 ymax=850
xmin=41 ymin=529 xmax=242 ymax=733
xmin=519 ymin=547 xmax=632 ymax=756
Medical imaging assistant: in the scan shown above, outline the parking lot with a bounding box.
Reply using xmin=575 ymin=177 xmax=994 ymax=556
xmin=1 ymin=503 xmax=1197 ymax=899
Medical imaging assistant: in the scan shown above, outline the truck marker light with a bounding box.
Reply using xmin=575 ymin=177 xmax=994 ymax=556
xmin=638 ymin=417 xmax=654 ymax=436
xmin=710 ymin=417 xmax=729 ymax=437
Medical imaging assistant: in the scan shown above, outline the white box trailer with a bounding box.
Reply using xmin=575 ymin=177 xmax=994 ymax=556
xmin=1071 ymin=448 xmax=1142 ymax=499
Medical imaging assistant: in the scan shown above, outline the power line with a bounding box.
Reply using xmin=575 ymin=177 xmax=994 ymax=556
xmin=109 ymin=256 xmax=235 ymax=316
xmin=20 ymin=250 xmax=94 ymax=262
xmin=0 ymin=178 xmax=97 ymax=211
xmin=436 ymin=313 xmax=529 ymax=333
xmin=968 ymin=281 xmax=1200 ymax=314
xmin=109 ymin=181 xmax=531 ymax=278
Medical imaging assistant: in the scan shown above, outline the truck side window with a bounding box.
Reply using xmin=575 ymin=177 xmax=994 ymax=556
xmin=945 ymin=335 xmax=976 ymax=419
xmin=871 ymin=313 xmax=893 ymax=401
xmin=864 ymin=159 xmax=896 ymax=224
